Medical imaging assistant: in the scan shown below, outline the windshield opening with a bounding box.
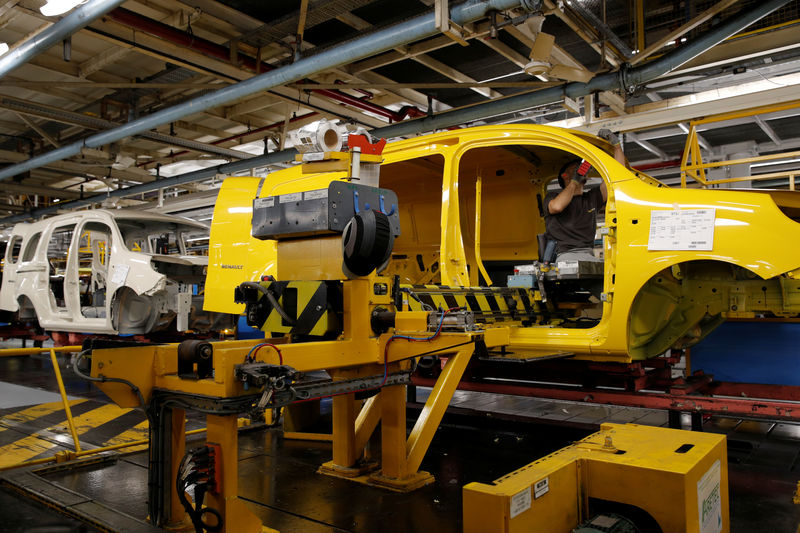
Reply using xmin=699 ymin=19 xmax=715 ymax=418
xmin=117 ymin=220 xmax=209 ymax=256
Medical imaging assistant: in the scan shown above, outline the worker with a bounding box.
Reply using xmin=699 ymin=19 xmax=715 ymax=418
xmin=543 ymin=129 xmax=624 ymax=263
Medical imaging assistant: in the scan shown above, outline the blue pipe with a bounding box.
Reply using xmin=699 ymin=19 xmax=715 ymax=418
xmin=0 ymin=0 xmax=528 ymax=183
xmin=0 ymin=0 xmax=126 ymax=80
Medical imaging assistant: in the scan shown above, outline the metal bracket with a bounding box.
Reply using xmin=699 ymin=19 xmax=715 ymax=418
xmin=435 ymin=0 xmax=469 ymax=46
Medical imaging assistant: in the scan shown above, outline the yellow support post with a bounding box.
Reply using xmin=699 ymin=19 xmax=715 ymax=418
xmin=331 ymin=393 xmax=358 ymax=468
xmin=474 ymin=173 xmax=493 ymax=286
xmin=49 ymin=348 xmax=81 ymax=453
xmin=204 ymin=414 xmax=272 ymax=533
xmin=377 ymin=383 xmax=409 ymax=481
xmin=354 ymin=394 xmax=382 ymax=453
xmin=370 ymin=346 xmax=474 ymax=491
xmin=636 ymin=0 xmax=644 ymax=53
xmin=406 ymin=346 xmax=472 ymax=473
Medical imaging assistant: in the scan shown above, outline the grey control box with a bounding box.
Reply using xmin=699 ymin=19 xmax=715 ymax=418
xmin=251 ymin=181 xmax=401 ymax=240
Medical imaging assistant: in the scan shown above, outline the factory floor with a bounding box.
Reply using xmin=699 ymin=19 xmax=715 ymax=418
xmin=0 ymin=348 xmax=799 ymax=532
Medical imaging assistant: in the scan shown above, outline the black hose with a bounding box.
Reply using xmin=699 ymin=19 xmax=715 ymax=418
xmin=71 ymin=349 xmax=145 ymax=407
xmin=239 ymin=281 xmax=296 ymax=326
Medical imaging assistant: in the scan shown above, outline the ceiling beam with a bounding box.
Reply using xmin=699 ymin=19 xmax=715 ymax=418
xmin=15 ymin=112 xmax=61 ymax=148
xmin=542 ymin=0 xmax=619 ymax=68
xmin=753 ymin=115 xmax=783 ymax=146
xmin=630 ymin=0 xmax=739 ymax=66
xmin=548 ymin=72 xmax=800 ymax=133
xmin=626 ymin=131 xmax=668 ymax=160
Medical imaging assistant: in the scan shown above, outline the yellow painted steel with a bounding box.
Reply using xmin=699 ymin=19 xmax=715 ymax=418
xmin=394 ymin=311 xmax=429 ymax=333
xmin=405 ymin=346 xmax=472 ymax=474
xmin=474 ymin=173 xmax=493 ymax=286
xmin=49 ymin=348 xmax=81 ymax=453
xmin=0 ymin=345 xmax=82 ymax=357
xmin=681 ymin=100 xmax=800 ymax=188
xmin=204 ymin=415 xmax=276 ymax=533
xmin=463 ymin=423 xmax=729 ymax=533
xmin=354 ymin=394 xmax=381 ymax=452
xmin=87 ymin=123 xmax=800 ymax=532
xmin=332 ymin=392 xmax=358 ymax=468
xmin=205 ymin=176 xmax=275 ymax=315
xmin=283 ymin=431 xmax=333 ymax=442
xmin=203 ymin=124 xmax=800 ymax=362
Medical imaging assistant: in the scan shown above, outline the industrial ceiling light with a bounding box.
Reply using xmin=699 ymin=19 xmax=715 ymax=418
xmin=0 ymin=43 xmax=8 ymax=56
xmin=40 ymin=0 xmax=88 ymax=17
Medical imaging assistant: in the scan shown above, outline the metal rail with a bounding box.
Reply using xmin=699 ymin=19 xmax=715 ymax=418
xmin=680 ymin=99 xmax=800 ymax=188
xmin=412 ymin=376 xmax=800 ymax=421
xmin=0 ymin=0 xmax=792 ymax=224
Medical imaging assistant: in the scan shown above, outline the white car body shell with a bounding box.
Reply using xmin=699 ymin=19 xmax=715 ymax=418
xmin=0 ymin=209 xmax=210 ymax=335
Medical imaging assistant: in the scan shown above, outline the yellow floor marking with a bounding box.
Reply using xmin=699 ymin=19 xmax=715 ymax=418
xmin=0 ymin=433 xmax=64 ymax=466
xmin=0 ymin=403 xmax=137 ymax=466
xmin=57 ymin=404 xmax=133 ymax=435
xmin=1 ymin=399 xmax=87 ymax=424
xmin=101 ymin=419 xmax=150 ymax=453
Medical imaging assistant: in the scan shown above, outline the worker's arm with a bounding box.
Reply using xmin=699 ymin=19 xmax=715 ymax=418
xmin=600 ymin=175 xmax=608 ymax=202
xmin=547 ymin=180 xmax=582 ymax=214
xmin=612 ymin=143 xmax=625 ymax=166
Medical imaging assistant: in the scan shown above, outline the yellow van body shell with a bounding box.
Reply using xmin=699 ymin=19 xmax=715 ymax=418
xmin=206 ymin=125 xmax=800 ymax=362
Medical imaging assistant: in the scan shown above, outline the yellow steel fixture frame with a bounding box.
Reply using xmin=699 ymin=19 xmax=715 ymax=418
xmin=463 ymin=423 xmax=729 ymax=533
xmin=681 ymin=99 xmax=800 ymax=188
xmin=90 ymin=292 xmax=511 ymax=532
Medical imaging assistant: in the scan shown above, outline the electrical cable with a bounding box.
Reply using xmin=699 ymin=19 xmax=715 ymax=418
xmin=239 ymin=281 xmax=295 ymax=325
xmin=244 ymin=342 xmax=283 ymax=364
xmin=177 ymin=447 xmax=223 ymax=533
xmin=71 ymin=349 xmax=146 ymax=407
xmin=380 ymin=306 xmax=458 ymax=386
xmin=291 ymin=307 xmax=461 ymax=404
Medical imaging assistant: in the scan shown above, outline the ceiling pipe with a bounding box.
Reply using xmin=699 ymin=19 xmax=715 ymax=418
xmin=1 ymin=0 xmax=790 ymax=224
xmin=0 ymin=0 xmax=126 ymax=79
xmin=632 ymin=159 xmax=683 ymax=172
xmin=372 ymin=0 xmax=792 ymax=139
xmin=105 ymin=8 xmax=422 ymax=122
xmin=146 ymin=111 xmax=319 ymax=167
xmin=0 ymin=0 xmax=519 ymax=184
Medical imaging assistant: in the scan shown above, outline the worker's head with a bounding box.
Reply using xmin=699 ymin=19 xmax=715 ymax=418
xmin=557 ymin=159 xmax=582 ymax=188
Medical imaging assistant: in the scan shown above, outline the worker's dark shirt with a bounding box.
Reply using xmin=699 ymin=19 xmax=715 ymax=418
xmin=544 ymin=187 xmax=605 ymax=256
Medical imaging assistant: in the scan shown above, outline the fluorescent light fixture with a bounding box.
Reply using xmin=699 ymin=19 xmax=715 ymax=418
xmin=40 ymin=0 xmax=87 ymax=17
xmin=752 ymin=158 xmax=800 ymax=168
xmin=0 ymin=43 xmax=8 ymax=56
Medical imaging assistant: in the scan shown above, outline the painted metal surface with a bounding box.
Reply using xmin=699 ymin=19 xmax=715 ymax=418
xmin=0 ymin=209 xmax=210 ymax=334
xmin=690 ymin=321 xmax=800 ymax=386
xmin=205 ymin=124 xmax=800 ymax=361
xmin=0 ymin=0 xmax=530 ymax=183
xmin=1 ymin=0 xmax=792 ymax=224
xmin=412 ymin=376 xmax=800 ymax=421
xmin=463 ymin=423 xmax=729 ymax=533
xmin=0 ymin=0 xmax=126 ymax=79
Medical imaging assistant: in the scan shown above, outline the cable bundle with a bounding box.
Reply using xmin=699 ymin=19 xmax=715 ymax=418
xmin=177 ymin=444 xmax=223 ymax=532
